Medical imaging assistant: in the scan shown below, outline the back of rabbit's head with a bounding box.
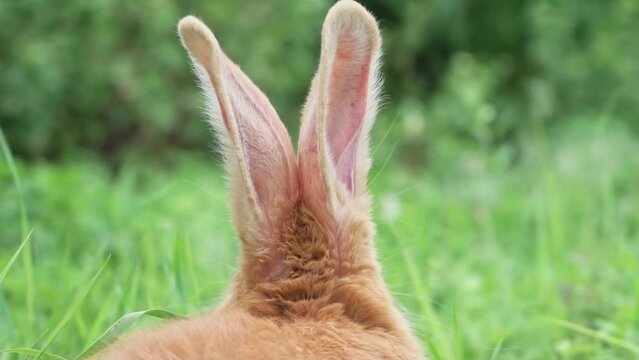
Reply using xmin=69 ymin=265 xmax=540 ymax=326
xmin=82 ymin=3 xmax=424 ymax=359
xmin=178 ymin=0 xmax=418 ymax=343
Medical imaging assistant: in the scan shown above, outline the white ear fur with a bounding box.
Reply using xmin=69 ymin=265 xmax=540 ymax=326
xmin=298 ymin=0 xmax=382 ymax=214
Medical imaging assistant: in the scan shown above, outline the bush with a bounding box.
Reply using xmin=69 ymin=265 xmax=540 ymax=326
xmin=1 ymin=0 xmax=637 ymax=162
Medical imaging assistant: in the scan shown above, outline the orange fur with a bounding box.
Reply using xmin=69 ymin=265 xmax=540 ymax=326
xmin=93 ymin=1 xmax=424 ymax=359
xmin=96 ymin=205 xmax=422 ymax=359
xmin=98 ymin=308 xmax=415 ymax=359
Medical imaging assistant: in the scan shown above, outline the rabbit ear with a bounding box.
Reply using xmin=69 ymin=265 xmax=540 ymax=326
xmin=298 ymin=0 xmax=382 ymax=213
xmin=178 ymin=17 xmax=297 ymax=270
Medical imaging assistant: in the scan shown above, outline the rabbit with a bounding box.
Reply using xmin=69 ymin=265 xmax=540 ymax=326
xmin=94 ymin=1 xmax=424 ymax=359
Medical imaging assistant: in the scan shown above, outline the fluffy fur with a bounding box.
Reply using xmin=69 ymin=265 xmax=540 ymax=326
xmin=93 ymin=1 xmax=424 ymax=359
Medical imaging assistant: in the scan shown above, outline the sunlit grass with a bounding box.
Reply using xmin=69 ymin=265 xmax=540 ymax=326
xmin=1 ymin=121 xmax=638 ymax=359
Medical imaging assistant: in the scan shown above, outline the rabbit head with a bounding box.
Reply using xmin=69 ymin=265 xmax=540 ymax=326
xmin=95 ymin=1 xmax=424 ymax=359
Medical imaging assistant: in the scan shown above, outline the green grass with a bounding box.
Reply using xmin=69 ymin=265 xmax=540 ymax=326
xmin=1 ymin=121 xmax=638 ymax=359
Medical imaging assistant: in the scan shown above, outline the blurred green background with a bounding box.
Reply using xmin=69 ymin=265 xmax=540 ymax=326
xmin=1 ymin=0 xmax=639 ymax=359
xmin=3 ymin=0 xmax=638 ymax=161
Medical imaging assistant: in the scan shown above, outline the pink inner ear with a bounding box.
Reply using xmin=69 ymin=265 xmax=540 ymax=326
xmin=225 ymin=59 xmax=297 ymax=214
xmin=325 ymin=31 xmax=372 ymax=193
xmin=334 ymin=128 xmax=362 ymax=192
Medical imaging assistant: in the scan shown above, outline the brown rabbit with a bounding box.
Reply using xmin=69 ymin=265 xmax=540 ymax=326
xmin=95 ymin=1 xmax=424 ymax=359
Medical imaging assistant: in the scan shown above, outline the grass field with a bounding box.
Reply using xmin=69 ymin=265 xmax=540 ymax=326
xmin=1 ymin=119 xmax=639 ymax=359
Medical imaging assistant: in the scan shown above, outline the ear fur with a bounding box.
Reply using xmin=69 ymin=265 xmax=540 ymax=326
xmin=298 ymin=0 xmax=382 ymax=214
xmin=178 ymin=16 xmax=298 ymax=277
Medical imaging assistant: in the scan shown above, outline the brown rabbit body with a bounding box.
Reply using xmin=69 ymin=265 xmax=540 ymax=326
xmin=95 ymin=1 xmax=424 ymax=359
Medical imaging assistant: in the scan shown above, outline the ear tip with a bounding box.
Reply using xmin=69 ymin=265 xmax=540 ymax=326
xmin=324 ymin=0 xmax=381 ymax=48
xmin=178 ymin=16 xmax=204 ymax=36
xmin=177 ymin=15 xmax=223 ymax=64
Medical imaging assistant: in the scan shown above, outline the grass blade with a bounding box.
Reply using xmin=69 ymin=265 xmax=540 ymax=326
xmin=489 ymin=335 xmax=506 ymax=360
xmin=0 ymin=229 xmax=33 ymax=285
xmin=84 ymin=292 xmax=116 ymax=349
xmin=0 ymin=126 xmax=35 ymax=333
xmin=0 ymin=290 xmax=17 ymax=344
xmin=452 ymin=298 xmax=462 ymax=360
xmin=35 ymin=256 xmax=111 ymax=360
xmin=173 ymin=233 xmax=188 ymax=308
xmin=0 ymin=229 xmax=34 ymax=350
xmin=422 ymin=335 xmax=443 ymax=360
xmin=0 ymin=348 xmax=67 ymax=360
xmin=388 ymin=224 xmax=450 ymax=360
xmin=542 ymin=316 xmax=639 ymax=355
xmin=75 ymin=309 xmax=184 ymax=359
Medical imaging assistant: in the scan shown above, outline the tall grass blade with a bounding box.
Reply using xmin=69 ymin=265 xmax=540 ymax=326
xmin=452 ymin=299 xmax=462 ymax=360
xmin=542 ymin=316 xmax=639 ymax=355
xmin=0 ymin=127 xmax=35 ymax=333
xmin=75 ymin=309 xmax=184 ymax=359
xmin=634 ymin=282 xmax=639 ymax=331
xmin=489 ymin=335 xmax=506 ymax=360
xmin=389 ymin=224 xmax=451 ymax=360
xmin=423 ymin=336 xmax=443 ymax=360
xmin=0 ymin=230 xmax=33 ymax=285
xmin=84 ymin=292 xmax=116 ymax=349
xmin=173 ymin=234 xmax=188 ymax=308
xmin=35 ymin=256 xmax=111 ymax=360
xmin=29 ymin=328 xmax=51 ymax=350
xmin=0 ymin=290 xmax=17 ymax=345
xmin=0 ymin=348 xmax=66 ymax=360
xmin=0 ymin=230 xmax=34 ymax=351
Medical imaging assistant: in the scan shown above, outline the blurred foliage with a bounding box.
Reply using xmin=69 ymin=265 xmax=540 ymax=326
xmin=1 ymin=0 xmax=638 ymax=163
xmin=2 ymin=123 xmax=639 ymax=358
